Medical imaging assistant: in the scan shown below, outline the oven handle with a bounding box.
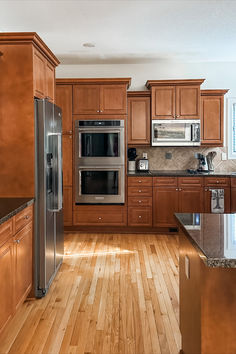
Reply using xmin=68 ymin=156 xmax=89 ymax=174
xmin=77 ymin=128 xmax=123 ymax=133
xmin=78 ymin=166 xmax=123 ymax=170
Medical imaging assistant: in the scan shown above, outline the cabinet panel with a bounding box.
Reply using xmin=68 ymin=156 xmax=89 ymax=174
xmin=179 ymin=187 xmax=204 ymax=213
xmin=176 ymin=85 xmax=200 ymax=119
xmin=56 ymin=85 xmax=73 ymax=133
xmin=14 ymin=223 xmax=32 ymax=311
xmin=128 ymin=177 xmax=152 ymax=187
xmin=178 ymin=177 xmax=203 ymax=187
xmin=128 ymin=207 xmax=152 ymax=227
xmin=0 ymin=240 xmax=13 ymax=333
xmin=128 ymin=196 xmax=152 ymax=207
xmin=62 ymin=134 xmax=73 ymax=186
xmin=153 ymin=177 xmax=178 ymax=187
xmin=45 ymin=61 xmax=55 ymax=102
xmin=128 ymin=96 xmax=150 ymax=144
xmin=33 ymin=49 xmax=45 ymax=98
xmin=73 ymin=85 xmax=100 ymax=114
xmin=153 ymin=187 xmax=179 ymax=227
xmin=204 ymin=187 xmax=230 ymax=213
xmin=74 ymin=208 xmax=126 ymax=226
xmin=101 ymin=85 xmax=127 ymax=114
xmin=0 ymin=219 xmax=13 ymax=247
xmin=205 ymin=177 xmax=230 ymax=187
xmin=15 ymin=205 xmax=33 ymax=233
xmin=151 ymin=86 xmax=175 ymax=119
xmin=63 ymin=186 xmax=72 ymax=226
xmin=128 ymin=186 xmax=152 ymax=197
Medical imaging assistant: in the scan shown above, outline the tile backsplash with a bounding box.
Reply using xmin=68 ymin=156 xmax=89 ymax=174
xmin=136 ymin=146 xmax=236 ymax=172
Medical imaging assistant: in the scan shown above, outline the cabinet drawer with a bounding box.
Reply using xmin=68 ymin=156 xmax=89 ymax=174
xmin=128 ymin=196 xmax=152 ymax=207
xmin=128 ymin=186 xmax=152 ymax=197
xmin=153 ymin=177 xmax=178 ymax=187
xmin=128 ymin=208 xmax=152 ymax=227
xmin=231 ymin=178 xmax=236 ymax=188
xmin=0 ymin=219 xmax=13 ymax=247
xmin=15 ymin=205 xmax=33 ymax=233
xmin=178 ymin=177 xmax=203 ymax=187
xmin=204 ymin=177 xmax=230 ymax=187
xmin=128 ymin=177 xmax=152 ymax=187
xmin=73 ymin=209 xmax=126 ymax=226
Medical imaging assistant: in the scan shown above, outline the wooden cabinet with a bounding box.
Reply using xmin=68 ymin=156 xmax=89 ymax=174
xmin=127 ymin=92 xmax=151 ymax=145
xmin=56 ymin=85 xmax=73 ymax=133
xmin=62 ymin=134 xmax=73 ymax=186
xmin=0 ymin=204 xmax=33 ymax=334
xmin=204 ymin=177 xmax=231 ymax=213
xmin=73 ymin=205 xmax=127 ymax=226
xmin=72 ymin=79 xmax=131 ymax=115
xmin=179 ymin=187 xmax=204 ymax=213
xmin=153 ymin=186 xmax=179 ymax=227
xmin=33 ymin=48 xmax=56 ymax=102
xmin=146 ymin=79 xmax=205 ymax=120
xmin=231 ymin=178 xmax=236 ymax=212
xmin=201 ymin=90 xmax=228 ymax=146
xmin=63 ymin=186 xmax=73 ymax=226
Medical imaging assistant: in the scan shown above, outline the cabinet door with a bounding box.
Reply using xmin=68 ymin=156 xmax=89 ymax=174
xmin=56 ymin=85 xmax=73 ymax=133
xmin=100 ymin=85 xmax=127 ymax=114
xmin=153 ymin=187 xmax=179 ymax=227
xmin=204 ymin=187 xmax=231 ymax=213
xmin=64 ymin=186 xmax=72 ymax=226
xmin=45 ymin=61 xmax=55 ymax=102
xmin=0 ymin=241 xmax=13 ymax=333
xmin=33 ymin=49 xmax=45 ymax=98
xmin=128 ymin=96 xmax=150 ymax=145
xmin=231 ymin=188 xmax=236 ymax=213
xmin=201 ymin=95 xmax=223 ymax=146
xmin=176 ymin=85 xmax=200 ymax=119
xmin=62 ymin=134 xmax=72 ymax=186
xmin=179 ymin=187 xmax=204 ymax=213
xmin=14 ymin=223 xmax=32 ymax=311
xmin=73 ymin=85 xmax=100 ymax=114
xmin=151 ymin=86 xmax=175 ymax=119
xmin=128 ymin=207 xmax=152 ymax=227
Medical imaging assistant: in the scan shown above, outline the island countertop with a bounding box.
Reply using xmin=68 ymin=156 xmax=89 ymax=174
xmin=176 ymin=212 xmax=236 ymax=268
xmin=0 ymin=198 xmax=34 ymax=226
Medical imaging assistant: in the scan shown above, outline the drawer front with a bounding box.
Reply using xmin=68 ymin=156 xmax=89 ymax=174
xmin=153 ymin=177 xmax=178 ymax=187
xmin=128 ymin=186 xmax=152 ymax=197
xmin=128 ymin=207 xmax=152 ymax=227
xmin=0 ymin=219 xmax=13 ymax=247
xmin=204 ymin=177 xmax=230 ymax=187
xmin=15 ymin=205 xmax=33 ymax=233
xmin=128 ymin=177 xmax=152 ymax=187
xmin=128 ymin=196 xmax=152 ymax=207
xmin=231 ymin=178 xmax=236 ymax=187
xmin=73 ymin=210 xmax=126 ymax=226
xmin=178 ymin=177 xmax=203 ymax=187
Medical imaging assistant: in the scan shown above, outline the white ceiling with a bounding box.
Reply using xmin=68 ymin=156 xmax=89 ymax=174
xmin=1 ymin=0 xmax=236 ymax=64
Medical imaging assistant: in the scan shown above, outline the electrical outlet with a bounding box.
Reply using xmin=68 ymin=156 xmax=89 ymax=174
xmin=165 ymin=152 xmax=172 ymax=160
xmin=221 ymin=153 xmax=227 ymax=161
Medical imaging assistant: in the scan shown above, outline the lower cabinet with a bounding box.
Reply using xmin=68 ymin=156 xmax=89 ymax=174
xmin=153 ymin=187 xmax=178 ymax=227
xmin=63 ymin=186 xmax=72 ymax=226
xmin=128 ymin=207 xmax=152 ymax=227
xmin=178 ymin=187 xmax=204 ymax=213
xmin=73 ymin=205 xmax=127 ymax=226
xmin=0 ymin=204 xmax=33 ymax=334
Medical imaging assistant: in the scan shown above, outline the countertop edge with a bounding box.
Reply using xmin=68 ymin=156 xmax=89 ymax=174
xmin=0 ymin=198 xmax=34 ymax=226
xmin=127 ymin=171 xmax=236 ymax=177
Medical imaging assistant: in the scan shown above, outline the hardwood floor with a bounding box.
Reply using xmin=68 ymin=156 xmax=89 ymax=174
xmin=0 ymin=233 xmax=181 ymax=354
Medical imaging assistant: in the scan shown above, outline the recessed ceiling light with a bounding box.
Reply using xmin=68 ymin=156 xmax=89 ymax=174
xmin=83 ymin=42 xmax=95 ymax=48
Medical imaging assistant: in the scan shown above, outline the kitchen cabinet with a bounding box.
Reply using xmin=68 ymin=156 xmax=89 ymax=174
xmin=62 ymin=134 xmax=73 ymax=186
xmin=0 ymin=204 xmax=33 ymax=334
xmin=56 ymin=84 xmax=73 ymax=134
xmin=63 ymin=186 xmax=73 ymax=226
xmin=72 ymin=79 xmax=131 ymax=115
xmin=153 ymin=186 xmax=179 ymax=227
xmin=127 ymin=91 xmax=151 ymax=145
xmin=146 ymin=79 xmax=205 ymax=120
xmin=73 ymin=205 xmax=127 ymax=226
xmin=201 ymin=90 xmax=228 ymax=147
xmin=178 ymin=177 xmax=204 ymax=213
xmin=204 ymin=177 xmax=231 ymax=213
xmin=231 ymin=178 xmax=236 ymax=212
xmin=33 ymin=47 xmax=56 ymax=102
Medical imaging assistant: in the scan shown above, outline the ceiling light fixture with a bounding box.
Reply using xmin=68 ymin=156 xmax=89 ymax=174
xmin=83 ymin=42 xmax=95 ymax=48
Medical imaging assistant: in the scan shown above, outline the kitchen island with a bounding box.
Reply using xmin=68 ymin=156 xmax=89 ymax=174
xmin=176 ymin=212 xmax=236 ymax=354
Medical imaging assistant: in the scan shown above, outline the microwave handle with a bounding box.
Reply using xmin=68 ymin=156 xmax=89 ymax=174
xmin=191 ymin=124 xmax=200 ymax=142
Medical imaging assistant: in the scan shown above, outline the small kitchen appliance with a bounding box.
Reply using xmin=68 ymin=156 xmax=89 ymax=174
xmin=195 ymin=153 xmax=209 ymax=172
xmin=206 ymin=151 xmax=217 ymax=172
xmin=128 ymin=148 xmax=137 ymax=171
xmin=136 ymin=153 xmax=149 ymax=171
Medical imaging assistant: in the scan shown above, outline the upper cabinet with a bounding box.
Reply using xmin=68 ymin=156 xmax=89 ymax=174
xmin=201 ymin=89 xmax=228 ymax=146
xmin=128 ymin=91 xmax=151 ymax=145
xmin=56 ymin=84 xmax=73 ymax=133
xmin=146 ymin=79 xmax=205 ymax=120
xmin=72 ymin=78 xmax=131 ymax=115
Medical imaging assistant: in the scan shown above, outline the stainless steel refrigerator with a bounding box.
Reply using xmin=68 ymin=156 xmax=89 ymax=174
xmin=34 ymin=98 xmax=64 ymax=298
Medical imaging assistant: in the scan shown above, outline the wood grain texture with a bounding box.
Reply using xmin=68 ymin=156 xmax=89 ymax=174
xmin=128 ymin=94 xmax=150 ymax=145
xmin=0 ymin=233 xmax=181 ymax=354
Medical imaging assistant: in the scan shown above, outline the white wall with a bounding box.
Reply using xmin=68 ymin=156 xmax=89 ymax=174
xmin=56 ymin=60 xmax=236 ymax=95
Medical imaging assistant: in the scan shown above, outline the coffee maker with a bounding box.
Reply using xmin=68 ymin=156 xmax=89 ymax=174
xmin=128 ymin=148 xmax=137 ymax=171
xmin=195 ymin=153 xmax=209 ymax=172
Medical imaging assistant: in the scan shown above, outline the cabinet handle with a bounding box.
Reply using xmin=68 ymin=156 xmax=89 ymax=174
xmin=15 ymin=239 xmax=20 ymax=244
xmin=179 ymin=188 xmax=182 ymax=191
xmin=97 ymin=110 xmax=100 ymax=113
xmin=69 ymin=136 xmax=72 ymax=139
xmin=69 ymin=130 xmax=72 ymax=134
xmin=205 ymin=188 xmax=208 ymax=191
xmin=138 ymin=200 xmax=142 ymax=203
xmin=100 ymin=110 xmax=103 ymax=113
xmin=138 ymin=190 xmax=142 ymax=193
xmin=138 ymin=180 xmax=142 ymax=183
xmin=176 ymin=188 xmax=179 ymax=191
xmin=138 ymin=215 xmax=142 ymax=219
xmin=176 ymin=115 xmax=180 ymax=118
xmin=24 ymin=215 xmax=29 ymax=220
xmin=216 ymin=181 xmax=219 ymax=184
xmin=98 ymin=217 xmax=102 ymax=220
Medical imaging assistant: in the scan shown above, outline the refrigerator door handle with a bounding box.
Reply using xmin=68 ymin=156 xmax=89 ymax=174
xmin=49 ymin=133 xmax=63 ymax=212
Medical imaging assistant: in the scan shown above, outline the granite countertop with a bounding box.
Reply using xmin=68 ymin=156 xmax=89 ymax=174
xmin=0 ymin=198 xmax=34 ymax=226
xmin=127 ymin=170 xmax=236 ymax=177
xmin=176 ymin=212 xmax=236 ymax=268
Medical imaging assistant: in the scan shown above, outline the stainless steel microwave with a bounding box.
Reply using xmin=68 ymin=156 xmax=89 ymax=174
xmin=152 ymin=120 xmax=201 ymax=146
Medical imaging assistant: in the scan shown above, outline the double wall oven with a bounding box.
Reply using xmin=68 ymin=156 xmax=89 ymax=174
xmin=75 ymin=120 xmax=125 ymax=204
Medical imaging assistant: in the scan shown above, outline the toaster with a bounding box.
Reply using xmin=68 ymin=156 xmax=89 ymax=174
xmin=136 ymin=158 xmax=149 ymax=171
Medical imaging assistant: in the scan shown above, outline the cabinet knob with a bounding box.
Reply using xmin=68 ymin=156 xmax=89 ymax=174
xmin=176 ymin=115 xmax=180 ymax=118
xmin=69 ymin=130 xmax=72 ymax=134
xmin=205 ymin=188 xmax=208 ymax=191
xmin=24 ymin=215 xmax=29 ymax=219
xmin=97 ymin=110 xmax=100 ymax=113
xmin=176 ymin=188 xmax=178 ymax=191
xmin=138 ymin=215 xmax=142 ymax=219
xmin=15 ymin=239 xmax=20 ymax=244
xmin=217 ymin=181 xmax=219 ymax=184
xmin=138 ymin=190 xmax=142 ymax=193
xmin=138 ymin=200 xmax=142 ymax=203
xmin=98 ymin=217 xmax=102 ymax=220
xmin=100 ymin=110 xmax=103 ymax=113
xmin=138 ymin=180 xmax=142 ymax=183
xmin=179 ymin=188 xmax=182 ymax=191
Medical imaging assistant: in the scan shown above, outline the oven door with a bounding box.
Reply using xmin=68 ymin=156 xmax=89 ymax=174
xmin=152 ymin=120 xmax=196 ymax=146
xmin=75 ymin=127 xmax=124 ymax=166
xmin=75 ymin=166 xmax=125 ymax=204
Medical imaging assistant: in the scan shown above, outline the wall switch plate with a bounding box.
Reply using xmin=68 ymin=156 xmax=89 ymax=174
xmin=221 ymin=153 xmax=227 ymax=161
xmin=165 ymin=152 xmax=172 ymax=160
xmin=142 ymin=152 xmax=148 ymax=159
